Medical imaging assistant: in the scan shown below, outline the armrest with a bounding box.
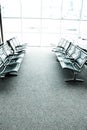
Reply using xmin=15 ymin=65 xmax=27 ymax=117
xmin=57 ymin=46 xmax=64 ymax=49
xmin=65 ymin=56 xmax=74 ymax=60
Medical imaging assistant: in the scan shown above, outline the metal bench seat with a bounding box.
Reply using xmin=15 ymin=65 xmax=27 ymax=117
xmin=12 ymin=37 xmax=27 ymax=48
xmin=56 ymin=43 xmax=75 ymax=63
xmin=55 ymin=40 xmax=71 ymax=57
xmin=59 ymin=60 xmax=81 ymax=72
xmin=0 ymin=44 xmax=23 ymax=66
xmin=0 ymin=41 xmax=25 ymax=78
xmin=54 ymin=38 xmax=87 ymax=82
xmin=5 ymin=41 xmax=25 ymax=59
xmin=0 ymin=57 xmax=21 ymax=78
xmin=59 ymin=47 xmax=87 ymax=82
xmin=52 ymin=38 xmax=67 ymax=52
xmin=7 ymin=38 xmax=26 ymax=54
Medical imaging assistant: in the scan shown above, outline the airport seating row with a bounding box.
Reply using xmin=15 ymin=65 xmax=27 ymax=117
xmin=53 ymin=38 xmax=87 ymax=82
xmin=0 ymin=37 xmax=26 ymax=78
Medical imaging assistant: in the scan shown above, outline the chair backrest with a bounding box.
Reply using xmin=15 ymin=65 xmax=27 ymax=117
xmin=0 ymin=42 xmax=4 ymax=46
xmin=0 ymin=57 xmax=3 ymax=67
xmin=64 ymin=40 xmax=71 ymax=52
xmin=75 ymin=48 xmax=87 ymax=69
xmin=61 ymin=39 xmax=68 ymax=48
xmin=58 ymin=38 xmax=67 ymax=48
xmin=0 ymin=44 xmax=11 ymax=66
xmin=0 ymin=57 xmax=6 ymax=74
xmin=0 ymin=46 xmax=7 ymax=62
xmin=3 ymin=42 xmax=13 ymax=56
xmin=7 ymin=39 xmax=16 ymax=53
xmin=67 ymin=42 xmax=76 ymax=56
xmin=12 ymin=37 xmax=20 ymax=47
xmin=71 ymin=46 xmax=81 ymax=60
xmin=57 ymin=38 xmax=65 ymax=47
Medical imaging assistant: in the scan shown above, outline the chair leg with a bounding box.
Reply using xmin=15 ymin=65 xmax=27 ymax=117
xmin=65 ymin=72 xmax=84 ymax=82
xmin=7 ymin=72 xmax=18 ymax=76
xmin=0 ymin=74 xmax=5 ymax=78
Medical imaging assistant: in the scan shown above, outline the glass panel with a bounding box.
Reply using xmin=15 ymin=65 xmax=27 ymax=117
xmin=42 ymin=19 xmax=61 ymax=33
xmin=41 ymin=34 xmax=61 ymax=46
xmin=1 ymin=0 xmax=87 ymax=47
xmin=42 ymin=0 xmax=62 ymax=19
xmin=62 ymin=0 xmax=82 ymax=19
xmin=3 ymin=32 xmax=22 ymax=41
xmin=3 ymin=19 xmax=21 ymax=32
xmin=22 ymin=19 xmax=41 ymax=33
xmin=82 ymin=0 xmax=87 ymax=20
xmin=1 ymin=0 xmax=21 ymax=17
xmin=22 ymin=33 xmax=41 ymax=46
xmin=22 ymin=0 xmax=41 ymax=18
xmin=80 ymin=21 xmax=87 ymax=38
xmin=61 ymin=20 xmax=80 ymax=35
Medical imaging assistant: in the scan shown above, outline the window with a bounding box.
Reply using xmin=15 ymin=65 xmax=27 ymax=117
xmin=1 ymin=0 xmax=87 ymax=46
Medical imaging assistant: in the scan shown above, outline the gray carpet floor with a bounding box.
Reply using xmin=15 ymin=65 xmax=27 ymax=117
xmin=0 ymin=47 xmax=87 ymax=130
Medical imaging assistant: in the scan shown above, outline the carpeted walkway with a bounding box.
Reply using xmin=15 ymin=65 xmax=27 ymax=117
xmin=0 ymin=47 xmax=87 ymax=130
